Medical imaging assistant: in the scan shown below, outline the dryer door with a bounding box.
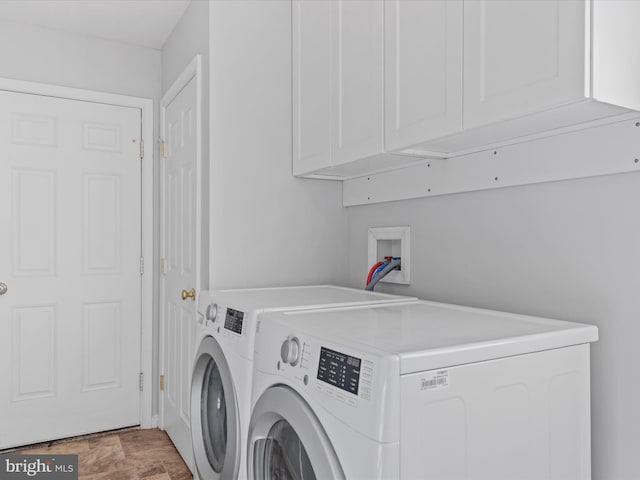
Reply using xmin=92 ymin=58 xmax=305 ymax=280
xmin=191 ymin=336 xmax=240 ymax=479
xmin=248 ymin=385 xmax=345 ymax=480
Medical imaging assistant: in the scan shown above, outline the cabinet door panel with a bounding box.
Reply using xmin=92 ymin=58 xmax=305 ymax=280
xmin=332 ymin=0 xmax=384 ymax=165
xmin=464 ymin=0 xmax=586 ymax=128
xmin=292 ymin=0 xmax=332 ymax=175
xmin=385 ymin=0 xmax=463 ymax=151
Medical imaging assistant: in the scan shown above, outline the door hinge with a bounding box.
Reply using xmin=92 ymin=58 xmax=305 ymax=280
xmin=160 ymin=375 xmax=165 ymax=391
xmin=140 ymin=257 xmax=144 ymax=275
xmin=160 ymin=141 xmax=166 ymax=158
xmin=160 ymin=258 xmax=166 ymax=274
xmin=139 ymin=372 xmax=144 ymax=392
xmin=140 ymin=138 xmax=144 ymax=160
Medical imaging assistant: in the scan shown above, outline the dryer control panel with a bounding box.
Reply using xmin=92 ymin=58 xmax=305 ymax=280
xmin=196 ymin=293 xmax=262 ymax=361
xmin=317 ymin=347 xmax=361 ymax=395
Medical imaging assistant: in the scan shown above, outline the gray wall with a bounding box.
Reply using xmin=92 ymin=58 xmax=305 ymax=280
xmin=346 ymin=172 xmax=640 ymax=480
xmin=208 ymin=1 xmax=348 ymax=289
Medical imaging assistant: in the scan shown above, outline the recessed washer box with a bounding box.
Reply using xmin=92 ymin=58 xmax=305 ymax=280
xmin=367 ymin=226 xmax=410 ymax=285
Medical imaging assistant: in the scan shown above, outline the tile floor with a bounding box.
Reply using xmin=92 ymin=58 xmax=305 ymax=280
xmin=11 ymin=428 xmax=192 ymax=480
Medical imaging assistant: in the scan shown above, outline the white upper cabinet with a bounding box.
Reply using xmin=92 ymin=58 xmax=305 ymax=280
xmin=331 ymin=1 xmax=383 ymax=166
xmin=463 ymin=0 xmax=586 ymax=129
xmin=384 ymin=0 xmax=463 ymax=152
xmin=388 ymin=0 xmax=639 ymax=158
xmin=292 ymin=0 xmax=332 ymax=176
xmin=293 ymin=0 xmax=419 ymax=179
xmin=293 ymin=0 xmax=640 ymax=179
xmin=591 ymin=0 xmax=640 ymax=112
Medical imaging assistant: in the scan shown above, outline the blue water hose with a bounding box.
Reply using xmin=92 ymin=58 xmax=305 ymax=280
xmin=366 ymin=258 xmax=401 ymax=291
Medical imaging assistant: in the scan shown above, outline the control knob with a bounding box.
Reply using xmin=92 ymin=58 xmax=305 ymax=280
xmin=280 ymin=336 xmax=301 ymax=366
xmin=205 ymin=303 xmax=218 ymax=324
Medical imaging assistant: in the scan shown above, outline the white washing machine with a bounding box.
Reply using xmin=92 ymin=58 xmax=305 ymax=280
xmin=190 ymin=285 xmax=415 ymax=480
xmin=248 ymin=300 xmax=598 ymax=480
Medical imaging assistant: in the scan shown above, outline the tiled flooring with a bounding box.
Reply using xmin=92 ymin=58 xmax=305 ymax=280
xmin=13 ymin=428 xmax=193 ymax=480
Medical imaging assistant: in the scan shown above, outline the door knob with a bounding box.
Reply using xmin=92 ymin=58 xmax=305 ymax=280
xmin=0 ymin=283 xmax=6 ymax=296
xmin=181 ymin=288 xmax=196 ymax=301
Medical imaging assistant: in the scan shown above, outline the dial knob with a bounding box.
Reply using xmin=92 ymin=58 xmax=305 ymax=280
xmin=280 ymin=337 xmax=301 ymax=366
xmin=205 ymin=303 xmax=218 ymax=323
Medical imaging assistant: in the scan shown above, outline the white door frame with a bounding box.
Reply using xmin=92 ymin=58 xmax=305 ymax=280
xmin=0 ymin=77 xmax=154 ymax=428
xmin=158 ymin=55 xmax=202 ymax=428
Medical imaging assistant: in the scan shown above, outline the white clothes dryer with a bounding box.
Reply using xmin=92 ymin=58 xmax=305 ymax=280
xmin=248 ymin=300 xmax=598 ymax=480
xmin=190 ymin=285 xmax=415 ymax=480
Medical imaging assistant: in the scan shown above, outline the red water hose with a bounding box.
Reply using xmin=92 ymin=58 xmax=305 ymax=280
xmin=366 ymin=261 xmax=385 ymax=287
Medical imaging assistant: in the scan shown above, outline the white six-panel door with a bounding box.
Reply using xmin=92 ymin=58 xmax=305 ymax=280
xmin=0 ymin=90 xmax=142 ymax=449
xmin=160 ymin=74 xmax=199 ymax=470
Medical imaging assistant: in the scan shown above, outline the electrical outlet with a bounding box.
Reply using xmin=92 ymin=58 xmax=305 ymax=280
xmin=367 ymin=226 xmax=410 ymax=285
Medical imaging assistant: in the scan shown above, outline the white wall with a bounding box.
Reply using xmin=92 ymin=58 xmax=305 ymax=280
xmin=162 ymin=0 xmax=210 ymax=289
xmin=208 ymin=1 xmax=348 ymax=289
xmin=346 ymin=171 xmax=640 ymax=480
xmin=0 ymin=21 xmax=160 ymax=98
xmin=162 ymin=1 xmax=209 ymax=94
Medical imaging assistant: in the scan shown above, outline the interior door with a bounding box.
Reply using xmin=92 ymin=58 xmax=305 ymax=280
xmin=160 ymin=74 xmax=199 ymax=468
xmin=0 ymin=89 xmax=142 ymax=449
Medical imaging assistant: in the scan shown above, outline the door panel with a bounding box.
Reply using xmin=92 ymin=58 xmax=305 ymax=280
xmin=292 ymin=0 xmax=332 ymax=175
xmin=332 ymin=0 xmax=384 ymax=165
xmin=0 ymin=89 xmax=142 ymax=449
xmin=12 ymin=169 xmax=56 ymax=276
xmin=384 ymin=0 xmax=463 ymax=151
xmin=464 ymin=0 xmax=586 ymax=128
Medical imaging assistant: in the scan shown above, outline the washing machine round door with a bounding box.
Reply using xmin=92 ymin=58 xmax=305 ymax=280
xmin=191 ymin=336 xmax=240 ymax=479
xmin=248 ymin=385 xmax=345 ymax=480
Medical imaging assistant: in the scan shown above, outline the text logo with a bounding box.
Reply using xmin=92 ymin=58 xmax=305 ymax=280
xmin=0 ymin=455 xmax=77 ymax=479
